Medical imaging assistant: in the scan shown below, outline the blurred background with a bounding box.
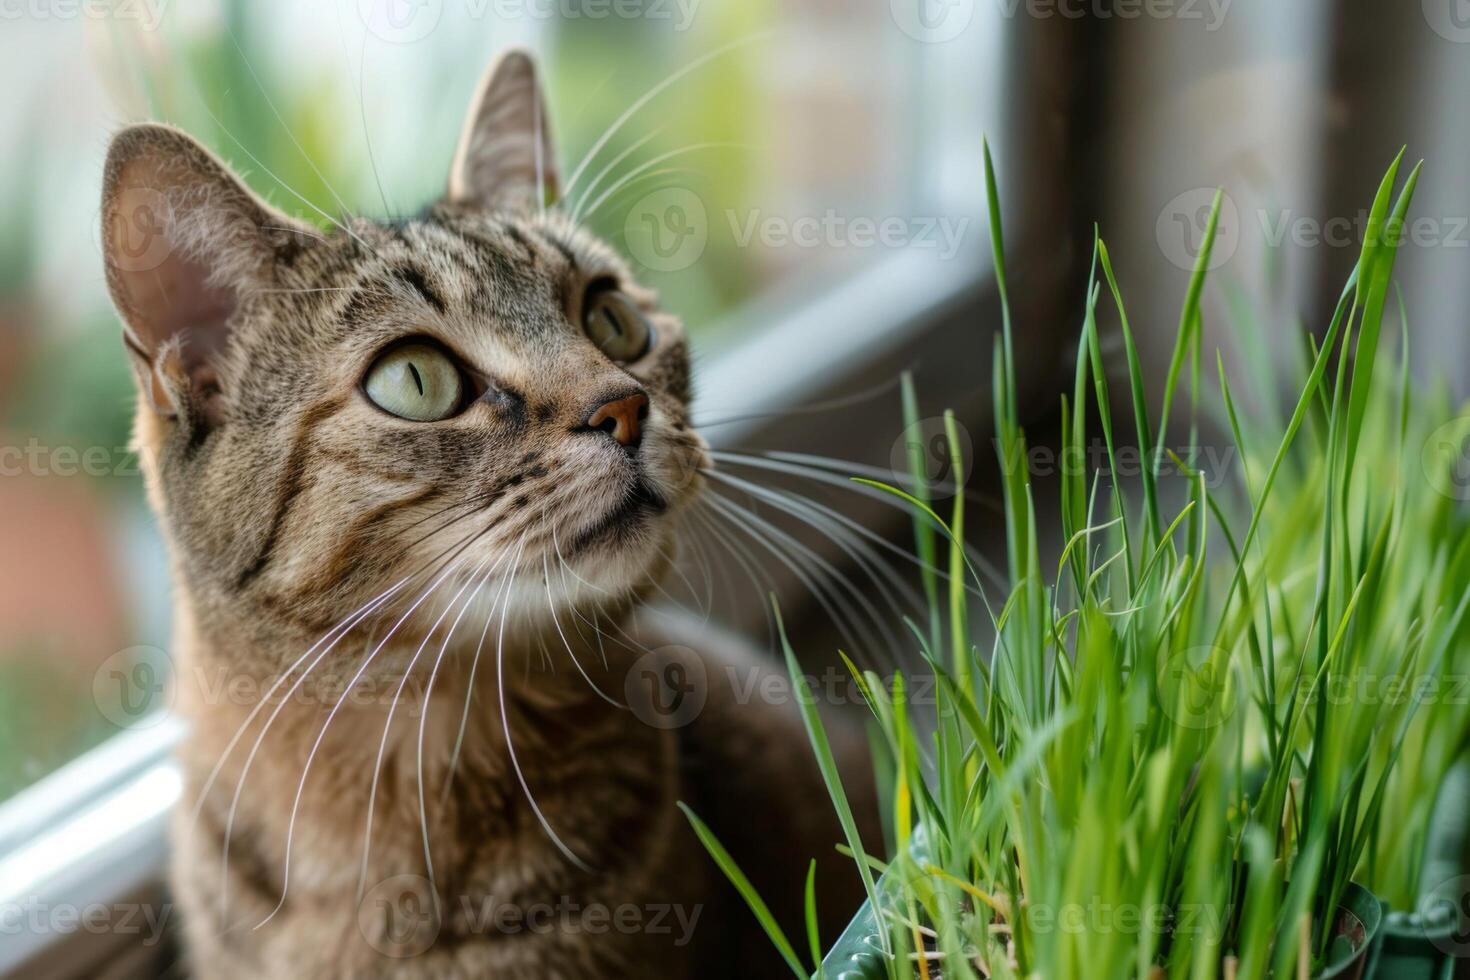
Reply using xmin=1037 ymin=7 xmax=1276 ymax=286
xmin=0 ymin=0 xmax=992 ymax=807
xmin=2 ymin=0 xmax=1469 ymax=883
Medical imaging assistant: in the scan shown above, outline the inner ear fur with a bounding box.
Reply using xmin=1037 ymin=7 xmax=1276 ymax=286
xmin=101 ymin=123 xmax=310 ymax=422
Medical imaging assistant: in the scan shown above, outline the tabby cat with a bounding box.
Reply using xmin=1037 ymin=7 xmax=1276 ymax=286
xmin=101 ymin=50 xmax=877 ymax=979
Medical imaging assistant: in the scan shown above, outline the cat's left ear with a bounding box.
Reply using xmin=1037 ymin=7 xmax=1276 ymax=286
xmin=447 ymin=49 xmax=559 ymax=211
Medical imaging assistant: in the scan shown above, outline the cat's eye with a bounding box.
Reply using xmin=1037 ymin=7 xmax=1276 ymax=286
xmin=584 ymin=288 xmax=653 ymax=363
xmin=363 ymin=342 xmax=465 ymax=422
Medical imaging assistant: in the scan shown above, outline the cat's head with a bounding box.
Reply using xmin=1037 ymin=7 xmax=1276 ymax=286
xmin=100 ymin=51 xmax=709 ymax=650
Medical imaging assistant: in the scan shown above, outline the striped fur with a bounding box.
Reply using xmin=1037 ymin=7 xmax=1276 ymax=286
xmin=101 ymin=50 xmax=875 ymax=980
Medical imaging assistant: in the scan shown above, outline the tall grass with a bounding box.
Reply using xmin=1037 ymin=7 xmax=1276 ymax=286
xmin=687 ymin=147 xmax=1470 ymax=977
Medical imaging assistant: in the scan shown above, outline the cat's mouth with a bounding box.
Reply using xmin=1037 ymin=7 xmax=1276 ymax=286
xmin=564 ymin=478 xmax=667 ymax=556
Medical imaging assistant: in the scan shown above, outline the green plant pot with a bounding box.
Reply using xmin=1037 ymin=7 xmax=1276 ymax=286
xmin=814 ymin=885 xmax=888 ymax=980
xmin=1367 ymin=907 xmax=1458 ymax=980
xmin=815 ymin=880 xmax=1384 ymax=979
xmin=1319 ymin=883 xmax=1386 ymax=980
xmin=1366 ymin=760 xmax=1470 ymax=980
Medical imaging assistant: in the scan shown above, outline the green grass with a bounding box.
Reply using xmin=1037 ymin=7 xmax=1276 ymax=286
xmin=684 ymin=145 xmax=1470 ymax=978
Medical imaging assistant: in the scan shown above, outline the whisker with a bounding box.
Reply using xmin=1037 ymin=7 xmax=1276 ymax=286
xmin=686 ymin=499 xmax=780 ymax=649
xmin=542 ymin=552 xmax=623 ymax=707
xmin=568 ymin=127 xmax=664 ymax=222
xmin=256 ymin=545 xmax=485 ymax=930
xmin=561 ymin=32 xmax=771 ymax=198
xmin=577 ymin=143 xmax=745 ymax=224
xmin=195 ymin=101 xmax=381 ymax=258
xmin=705 ymin=467 xmax=983 ymax=600
xmin=709 ymin=450 xmax=1007 ymax=589
xmin=413 ymin=557 xmax=502 ymax=911
xmin=703 ymin=468 xmax=922 ymax=631
xmin=496 ymin=532 xmax=594 ymax=871
xmin=588 ymin=166 xmax=710 ymax=226
xmin=356 ymin=28 xmax=393 ymax=217
xmin=675 ymin=512 xmax=717 ymax=618
xmin=438 ymin=546 xmax=516 ymax=813
xmin=704 ymin=492 xmax=901 ymax=669
xmin=198 ymin=577 xmax=413 ymax=931
xmin=656 ymin=533 xmax=709 ymax=619
xmin=691 ymin=371 xmax=908 ymax=429
xmin=224 ymin=24 xmax=366 ymax=229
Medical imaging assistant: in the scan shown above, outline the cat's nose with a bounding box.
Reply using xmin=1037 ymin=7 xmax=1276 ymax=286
xmin=585 ymin=391 xmax=648 ymax=448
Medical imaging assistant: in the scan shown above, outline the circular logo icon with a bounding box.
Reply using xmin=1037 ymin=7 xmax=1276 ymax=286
xmin=358 ymin=0 xmax=443 ymax=44
xmin=359 ymin=874 xmax=441 ymax=958
xmin=103 ymin=186 xmax=175 ymax=274
xmin=1423 ymin=874 xmax=1470 ymax=957
xmin=890 ymin=0 xmax=975 ymax=43
xmin=1156 ymin=645 xmax=1237 ymax=730
xmin=660 ymin=439 xmax=710 ymax=493
xmin=93 ymin=646 xmax=173 ymax=729
xmin=1423 ymin=0 xmax=1470 ymax=43
xmin=623 ymin=188 xmax=708 ymax=272
xmin=1156 ymin=188 xmax=1241 ymax=273
xmin=889 ymin=417 xmax=973 ymax=500
xmin=1422 ymin=416 xmax=1470 ymax=501
xmin=625 ymin=646 xmax=707 ymax=729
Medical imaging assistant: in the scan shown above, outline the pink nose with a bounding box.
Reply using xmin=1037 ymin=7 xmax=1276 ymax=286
xmin=586 ymin=392 xmax=648 ymax=448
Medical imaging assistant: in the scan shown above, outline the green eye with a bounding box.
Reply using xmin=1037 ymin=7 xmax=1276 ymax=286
xmin=584 ymin=289 xmax=653 ymax=363
xmin=364 ymin=342 xmax=465 ymax=421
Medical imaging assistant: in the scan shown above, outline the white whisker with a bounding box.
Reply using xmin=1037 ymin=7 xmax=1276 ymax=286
xmin=497 ymin=533 xmax=593 ymax=871
xmin=542 ymin=552 xmax=623 ymax=707
xmin=561 ymin=33 xmax=770 ymax=198
xmin=256 ymin=556 xmax=472 ymax=930
xmin=354 ymin=551 xmax=501 ymax=903
xmin=579 ymin=144 xmax=743 ymax=224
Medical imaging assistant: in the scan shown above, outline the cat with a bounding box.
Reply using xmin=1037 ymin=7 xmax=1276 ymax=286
xmin=100 ymin=49 xmax=879 ymax=979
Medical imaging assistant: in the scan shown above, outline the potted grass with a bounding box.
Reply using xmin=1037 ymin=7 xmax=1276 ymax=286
xmin=1352 ymin=393 xmax=1470 ymax=980
xmin=682 ymin=145 xmax=1465 ymax=979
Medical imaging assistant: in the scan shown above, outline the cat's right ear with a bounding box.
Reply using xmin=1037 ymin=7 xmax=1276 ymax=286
xmin=447 ymin=49 xmax=559 ymax=212
xmin=101 ymin=124 xmax=310 ymax=424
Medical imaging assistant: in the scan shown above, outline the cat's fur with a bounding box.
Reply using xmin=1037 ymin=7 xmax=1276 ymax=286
xmin=100 ymin=50 xmax=878 ymax=979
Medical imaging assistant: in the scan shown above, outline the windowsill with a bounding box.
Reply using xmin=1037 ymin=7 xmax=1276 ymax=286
xmin=0 ymin=244 xmax=990 ymax=978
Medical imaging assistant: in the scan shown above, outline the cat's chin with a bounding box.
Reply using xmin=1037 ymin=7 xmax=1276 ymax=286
xmin=551 ymin=517 xmax=674 ymax=599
